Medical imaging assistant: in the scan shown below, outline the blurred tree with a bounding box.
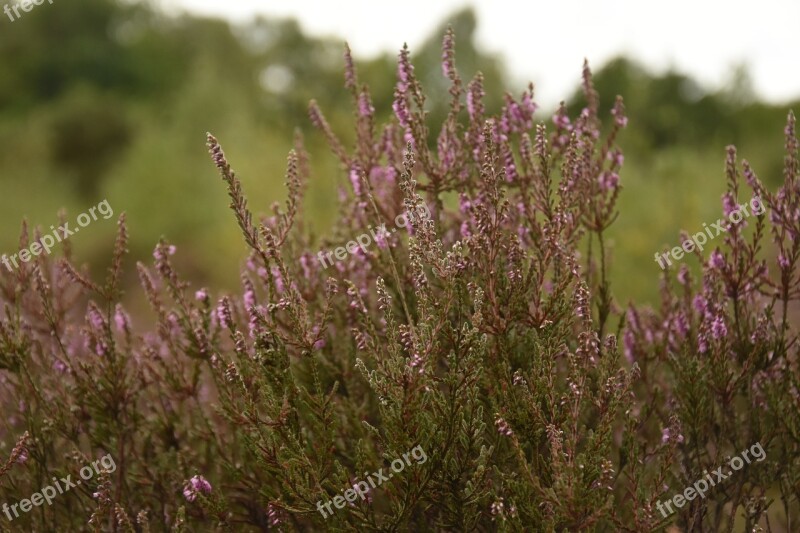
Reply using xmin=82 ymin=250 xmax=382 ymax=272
xmin=0 ymin=0 xmax=167 ymax=110
xmin=49 ymin=87 xmax=131 ymax=198
xmin=240 ymin=8 xmax=509 ymax=143
xmin=569 ymin=55 xmax=799 ymax=163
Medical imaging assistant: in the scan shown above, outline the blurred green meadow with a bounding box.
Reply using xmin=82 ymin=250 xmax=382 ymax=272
xmin=0 ymin=0 xmax=795 ymax=306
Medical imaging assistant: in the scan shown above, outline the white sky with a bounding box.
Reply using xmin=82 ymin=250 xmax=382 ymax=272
xmin=160 ymin=0 xmax=800 ymax=108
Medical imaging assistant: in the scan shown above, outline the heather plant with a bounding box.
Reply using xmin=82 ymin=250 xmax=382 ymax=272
xmin=0 ymin=28 xmax=797 ymax=533
xmin=623 ymin=119 xmax=800 ymax=531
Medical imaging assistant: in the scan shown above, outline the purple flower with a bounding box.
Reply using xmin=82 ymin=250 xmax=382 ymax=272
xmin=574 ymin=283 xmax=591 ymax=320
xmin=114 ymin=304 xmax=130 ymax=333
xmin=521 ymin=89 xmax=537 ymax=117
xmin=501 ymin=88 xmax=536 ymax=134
xmin=499 ymin=105 xmax=514 ymax=134
xmin=267 ymin=503 xmax=282 ymax=527
xmin=709 ymin=250 xmax=725 ymax=270
xmin=374 ymin=229 xmax=388 ymax=249
xmin=553 ymin=111 xmax=571 ymax=130
xmin=357 ymin=92 xmax=373 ymax=118
xmin=693 ymin=295 xmax=708 ymax=315
xmin=711 ymin=315 xmax=727 ymax=339
xmin=271 ymin=267 xmax=285 ymax=293
xmin=437 ymin=130 xmax=458 ymax=172
xmin=383 ymin=165 xmax=398 ymax=185
xmin=248 ymin=305 xmax=267 ymax=339
xmin=662 ymin=427 xmax=684 ymax=444
xmin=490 ymin=499 xmax=505 ymax=519
xmin=608 ymin=149 xmax=624 ymax=167
xmin=441 ymin=30 xmax=455 ymax=79
xmin=598 ymin=171 xmax=620 ymax=191
xmin=216 ymin=299 xmax=231 ymax=330
xmin=674 ymin=312 xmax=689 ymax=338
xmin=611 ymin=99 xmax=628 ymax=128
xmin=195 ymin=289 xmax=208 ymax=302
xmin=299 ymin=254 xmax=313 ymax=279
xmin=349 ymin=166 xmax=364 ymax=196
xmin=403 ymin=128 xmax=415 ymax=148
xmin=677 ymin=265 xmax=690 ymax=286
xmin=459 ymin=220 xmax=471 ymax=239
xmin=722 ymin=192 xmax=737 ymax=217
xmin=409 ymin=353 xmax=424 ymax=373
xmin=698 ymin=331 xmax=709 ymax=354
xmin=502 ymin=146 xmax=517 ymax=183
xmin=152 ymin=244 xmax=176 ymax=261
xmin=183 ymin=475 xmax=212 ymax=503
xmin=495 ymin=417 xmax=513 ymax=436
xmin=623 ymin=330 xmax=635 ymax=365
xmin=396 ymin=46 xmax=414 ymax=93
xmin=466 ymin=77 xmax=485 ymax=120
xmin=458 ymin=194 xmax=472 ymax=215
xmin=243 ymin=288 xmax=255 ymax=310
xmin=88 ymin=308 xmax=104 ymax=330
xmin=392 ymin=92 xmax=411 ymax=128
xmin=343 ymin=43 xmax=356 ymax=90
xmin=167 ymin=312 xmax=180 ymax=335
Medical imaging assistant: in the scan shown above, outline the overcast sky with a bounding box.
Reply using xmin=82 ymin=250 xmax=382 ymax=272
xmin=161 ymin=0 xmax=800 ymax=108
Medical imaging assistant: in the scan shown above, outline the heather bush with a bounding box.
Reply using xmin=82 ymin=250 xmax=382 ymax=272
xmin=0 ymin=29 xmax=797 ymax=532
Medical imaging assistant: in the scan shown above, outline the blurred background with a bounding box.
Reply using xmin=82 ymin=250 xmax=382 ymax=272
xmin=1 ymin=0 xmax=798 ymax=305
